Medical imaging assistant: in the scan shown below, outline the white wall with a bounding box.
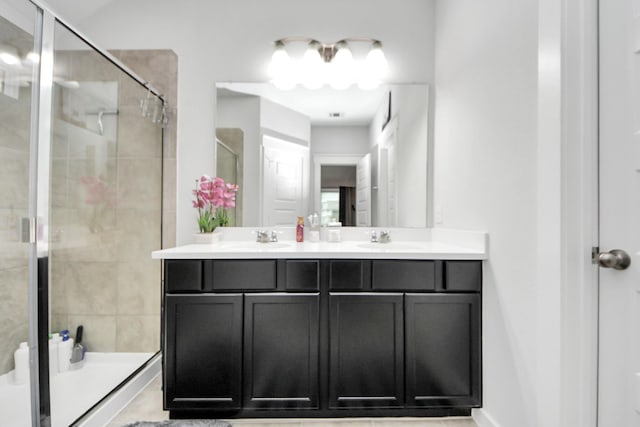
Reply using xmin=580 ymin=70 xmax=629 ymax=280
xmin=216 ymin=95 xmax=261 ymax=226
xmin=433 ymin=1 xmax=538 ymax=426
xmin=369 ymin=85 xmax=429 ymax=227
xmin=260 ymin=98 xmax=310 ymax=145
xmin=311 ymin=125 xmax=369 ymax=156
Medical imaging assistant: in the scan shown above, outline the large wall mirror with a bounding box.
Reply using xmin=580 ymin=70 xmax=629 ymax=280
xmin=215 ymin=82 xmax=429 ymax=228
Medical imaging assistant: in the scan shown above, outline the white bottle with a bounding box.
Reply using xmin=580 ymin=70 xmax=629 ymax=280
xmin=13 ymin=342 xmax=29 ymax=385
xmin=57 ymin=334 xmax=73 ymax=373
xmin=49 ymin=333 xmax=60 ymax=376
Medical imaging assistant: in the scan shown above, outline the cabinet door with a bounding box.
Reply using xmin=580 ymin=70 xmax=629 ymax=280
xmin=244 ymin=293 xmax=319 ymax=409
xmin=164 ymin=294 xmax=242 ymax=409
xmin=329 ymin=293 xmax=404 ymax=408
xmin=405 ymin=293 xmax=481 ymax=407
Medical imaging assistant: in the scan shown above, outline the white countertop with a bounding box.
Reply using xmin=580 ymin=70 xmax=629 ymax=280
xmin=152 ymin=227 xmax=488 ymax=260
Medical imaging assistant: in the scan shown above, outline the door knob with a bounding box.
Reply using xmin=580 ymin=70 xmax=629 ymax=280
xmin=596 ymin=249 xmax=631 ymax=270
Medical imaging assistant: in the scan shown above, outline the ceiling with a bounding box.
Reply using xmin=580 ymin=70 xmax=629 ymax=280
xmin=42 ymin=0 xmax=435 ymax=126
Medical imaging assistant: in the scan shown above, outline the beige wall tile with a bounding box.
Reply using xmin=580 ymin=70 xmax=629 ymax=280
xmin=0 ymin=147 xmax=29 ymax=209
xmin=50 ymin=260 xmax=67 ymax=316
xmin=51 ymin=314 xmax=69 ymax=335
xmin=162 ymin=210 xmax=176 ymax=248
xmin=0 ymin=266 xmax=29 ymax=374
xmin=117 ymin=158 xmax=162 ymax=209
xmin=64 ymin=261 xmax=117 ymax=315
xmin=116 ymin=315 xmax=160 ymax=352
xmin=117 ymin=105 xmax=163 ymax=158
xmin=117 ymin=260 xmax=161 ymax=315
xmin=66 ymin=314 xmax=117 ymax=352
xmin=163 ymin=158 xmax=176 ymax=213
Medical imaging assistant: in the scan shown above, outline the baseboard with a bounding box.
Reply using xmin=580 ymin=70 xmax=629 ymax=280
xmin=472 ymin=408 xmax=500 ymax=427
xmin=76 ymin=353 xmax=162 ymax=427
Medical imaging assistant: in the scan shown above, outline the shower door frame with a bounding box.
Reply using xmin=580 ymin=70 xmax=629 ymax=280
xmin=24 ymin=1 xmax=167 ymax=425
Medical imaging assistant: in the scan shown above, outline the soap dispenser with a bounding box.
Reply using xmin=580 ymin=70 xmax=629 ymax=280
xmin=296 ymin=216 xmax=304 ymax=242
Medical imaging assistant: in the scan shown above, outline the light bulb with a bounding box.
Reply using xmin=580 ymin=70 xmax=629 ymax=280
xmin=301 ymin=42 xmax=325 ymax=90
xmin=269 ymin=41 xmax=297 ymax=90
xmin=364 ymin=41 xmax=388 ymax=80
xmin=25 ymin=52 xmax=39 ymax=64
xmin=268 ymin=42 xmax=291 ymax=79
xmin=0 ymin=51 xmax=20 ymax=66
xmin=329 ymin=43 xmax=355 ymax=90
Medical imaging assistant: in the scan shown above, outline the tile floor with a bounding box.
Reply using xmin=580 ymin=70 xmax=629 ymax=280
xmin=106 ymin=375 xmax=478 ymax=427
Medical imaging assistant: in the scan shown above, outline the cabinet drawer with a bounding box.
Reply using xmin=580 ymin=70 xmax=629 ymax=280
xmin=444 ymin=261 xmax=482 ymax=292
xmin=285 ymin=260 xmax=320 ymax=291
xmin=209 ymin=260 xmax=277 ymax=291
xmin=329 ymin=260 xmax=371 ymax=291
xmin=372 ymin=260 xmax=436 ymax=291
xmin=165 ymin=260 xmax=203 ymax=292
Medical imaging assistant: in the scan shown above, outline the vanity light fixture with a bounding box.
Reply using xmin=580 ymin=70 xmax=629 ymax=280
xmin=268 ymin=37 xmax=388 ymax=90
xmin=0 ymin=45 xmax=20 ymax=66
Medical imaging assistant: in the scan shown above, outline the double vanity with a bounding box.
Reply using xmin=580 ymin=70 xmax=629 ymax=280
xmin=152 ymin=227 xmax=487 ymax=419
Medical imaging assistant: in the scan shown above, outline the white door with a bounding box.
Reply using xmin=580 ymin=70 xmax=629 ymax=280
xmin=262 ymin=135 xmax=308 ymax=226
xmin=378 ymin=119 xmax=397 ymax=227
xmin=598 ymin=0 xmax=640 ymax=424
xmin=356 ymin=153 xmax=371 ymax=226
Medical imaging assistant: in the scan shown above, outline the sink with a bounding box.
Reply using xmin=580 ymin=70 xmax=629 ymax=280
xmin=355 ymin=242 xmax=424 ymax=250
xmin=219 ymin=242 xmax=293 ymax=250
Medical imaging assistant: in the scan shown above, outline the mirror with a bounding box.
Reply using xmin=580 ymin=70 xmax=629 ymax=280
xmin=215 ymin=82 xmax=429 ymax=228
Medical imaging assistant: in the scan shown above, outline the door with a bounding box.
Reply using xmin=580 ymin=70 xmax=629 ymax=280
xmin=262 ymin=135 xmax=308 ymax=226
xmin=164 ymin=294 xmax=242 ymax=409
xmin=356 ymin=154 xmax=371 ymax=226
xmin=244 ymin=293 xmax=319 ymax=409
xmin=405 ymin=294 xmax=481 ymax=408
xmin=329 ymin=293 xmax=404 ymax=408
xmin=598 ymin=0 xmax=640 ymax=424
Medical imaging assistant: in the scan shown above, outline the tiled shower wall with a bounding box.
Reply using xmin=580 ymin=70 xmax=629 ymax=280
xmin=0 ymin=58 xmax=31 ymax=373
xmin=49 ymin=48 xmax=177 ymax=353
xmin=0 ymin=15 xmax=35 ymax=375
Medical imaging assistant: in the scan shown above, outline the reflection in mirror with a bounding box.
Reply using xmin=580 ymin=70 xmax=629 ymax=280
xmin=216 ymin=129 xmax=244 ymax=226
xmin=215 ymin=83 xmax=429 ymax=228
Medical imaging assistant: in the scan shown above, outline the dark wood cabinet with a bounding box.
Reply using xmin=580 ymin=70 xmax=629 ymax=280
xmin=328 ymin=260 xmax=371 ymax=290
xmin=372 ymin=260 xmax=437 ymax=291
xmin=164 ymin=294 xmax=242 ymax=409
xmin=329 ymin=293 xmax=404 ymax=408
xmin=244 ymin=293 xmax=319 ymax=409
xmin=163 ymin=258 xmax=482 ymax=418
xmin=405 ymin=293 xmax=481 ymax=407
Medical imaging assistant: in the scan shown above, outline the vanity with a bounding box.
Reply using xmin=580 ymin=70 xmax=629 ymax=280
xmin=152 ymin=228 xmax=487 ymax=419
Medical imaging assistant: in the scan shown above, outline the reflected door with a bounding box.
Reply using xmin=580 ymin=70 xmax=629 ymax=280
xmin=356 ymin=154 xmax=371 ymax=226
xmin=262 ymin=135 xmax=308 ymax=226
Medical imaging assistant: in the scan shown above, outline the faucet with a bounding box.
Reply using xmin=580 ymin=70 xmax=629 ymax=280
xmin=256 ymin=230 xmax=278 ymax=243
xmin=371 ymin=229 xmax=391 ymax=243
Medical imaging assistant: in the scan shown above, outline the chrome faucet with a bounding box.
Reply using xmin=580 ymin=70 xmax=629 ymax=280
xmin=371 ymin=229 xmax=391 ymax=243
xmin=256 ymin=230 xmax=278 ymax=243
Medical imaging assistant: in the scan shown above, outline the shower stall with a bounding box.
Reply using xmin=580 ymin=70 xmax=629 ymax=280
xmin=0 ymin=1 xmax=166 ymax=426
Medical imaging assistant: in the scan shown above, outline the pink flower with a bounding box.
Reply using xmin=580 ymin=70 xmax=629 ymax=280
xmin=192 ymin=175 xmax=239 ymax=231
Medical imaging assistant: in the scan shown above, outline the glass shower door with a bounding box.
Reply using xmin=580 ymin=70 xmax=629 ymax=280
xmin=48 ymin=20 xmax=163 ymax=427
xmin=0 ymin=1 xmax=41 ymax=426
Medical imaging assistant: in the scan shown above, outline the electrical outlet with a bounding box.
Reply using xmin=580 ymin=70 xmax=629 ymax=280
xmin=435 ymin=205 xmax=443 ymax=224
